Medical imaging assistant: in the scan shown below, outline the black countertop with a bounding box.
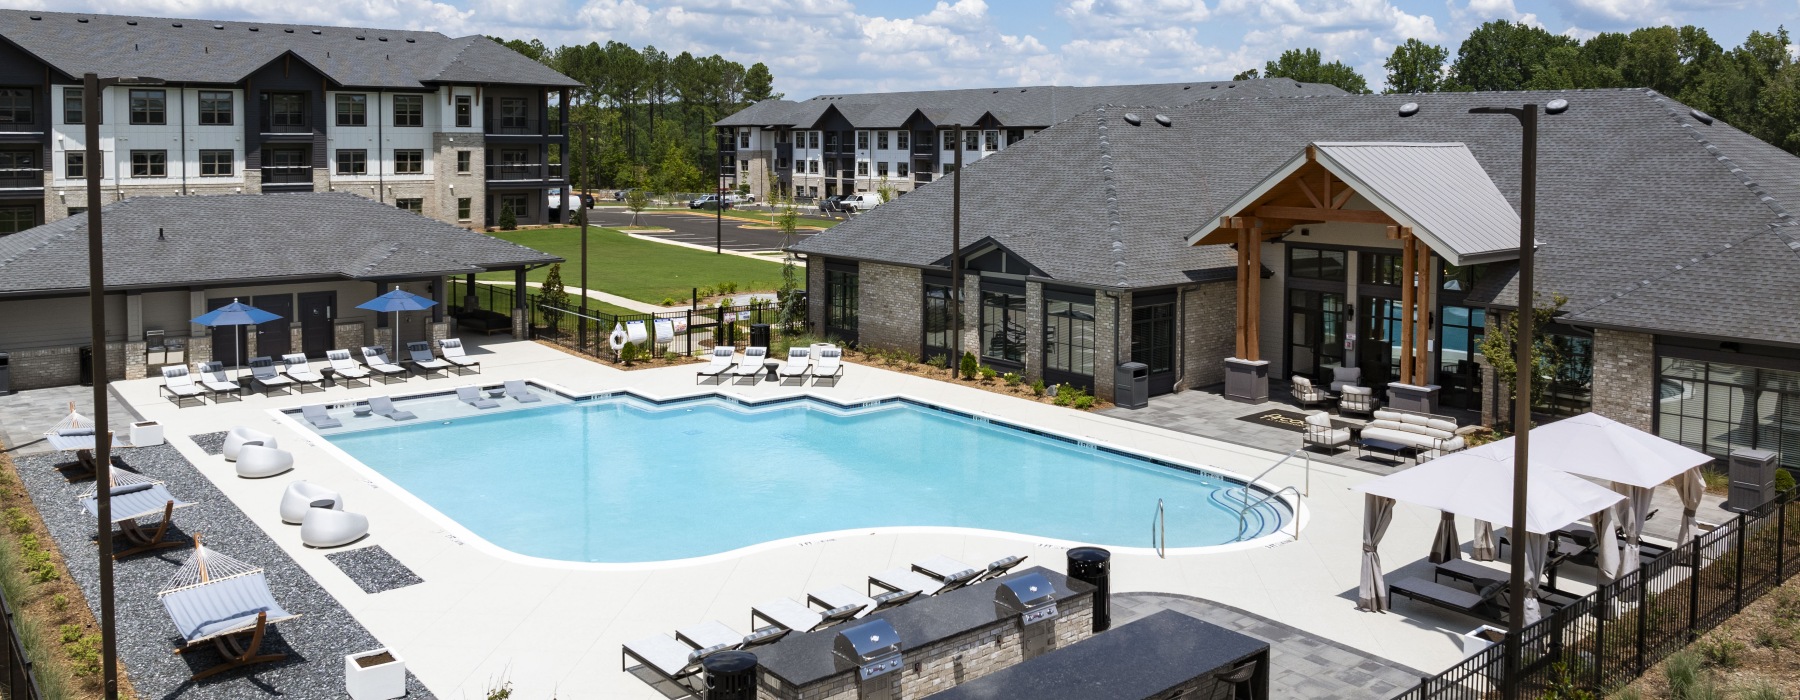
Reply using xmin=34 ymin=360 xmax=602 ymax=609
xmin=926 ymin=609 xmax=1269 ymax=700
xmin=753 ymin=566 xmax=1095 ymax=686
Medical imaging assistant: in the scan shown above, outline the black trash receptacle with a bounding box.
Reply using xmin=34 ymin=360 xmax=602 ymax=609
xmin=702 ymin=650 xmax=758 ymax=700
xmin=750 ymin=323 xmax=771 ymax=350
xmin=79 ymin=345 xmax=94 ymax=386
xmin=1067 ymin=546 xmax=1112 ymax=633
xmin=0 ymin=351 xmax=10 ymax=395
xmin=1114 ymin=362 xmax=1149 ymax=409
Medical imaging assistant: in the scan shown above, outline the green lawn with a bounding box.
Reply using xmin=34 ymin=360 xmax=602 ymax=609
xmin=480 ymin=227 xmax=791 ymax=304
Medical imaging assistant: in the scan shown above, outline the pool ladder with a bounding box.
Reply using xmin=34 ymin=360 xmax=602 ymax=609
xmin=1231 ymin=448 xmax=1311 ymax=543
xmin=1151 ymin=499 xmax=1166 ymax=558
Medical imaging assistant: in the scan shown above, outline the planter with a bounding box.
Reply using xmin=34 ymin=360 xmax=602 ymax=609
xmin=129 ymin=421 xmax=164 ymax=447
xmin=1460 ymin=625 xmax=1505 ymax=658
xmin=346 ymin=648 xmax=406 ymax=700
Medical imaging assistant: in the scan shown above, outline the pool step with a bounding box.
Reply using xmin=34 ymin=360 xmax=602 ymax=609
xmin=1208 ymin=488 xmax=1290 ymax=541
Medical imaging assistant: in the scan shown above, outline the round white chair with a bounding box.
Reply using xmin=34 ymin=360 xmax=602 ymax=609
xmin=279 ymin=481 xmax=342 ymax=524
xmin=223 ymin=426 xmax=278 ymax=462
xmin=301 ymin=507 xmax=369 ymax=548
xmin=235 ymin=445 xmax=294 ymax=479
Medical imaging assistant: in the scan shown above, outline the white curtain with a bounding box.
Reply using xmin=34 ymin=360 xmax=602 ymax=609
xmin=1430 ymin=511 xmax=1461 ymax=564
xmin=1616 ymin=483 xmax=1655 ymax=602
xmin=1359 ymin=494 xmax=1395 ymax=612
xmin=1472 ymin=519 xmax=1497 ymax=561
xmin=1522 ymin=532 xmax=1550 ymax=625
xmin=1594 ymin=505 xmax=1620 ymax=585
xmin=1675 ymin=467 xmax=1704 ymax=544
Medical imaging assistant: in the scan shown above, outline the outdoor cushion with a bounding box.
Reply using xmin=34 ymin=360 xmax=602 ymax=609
xmin=1304 ymin=412 xmax=1333 ymax=427
xmin=1343 ymin=385 xmax=1373 ymax=396
xmin=161 ymin=571 xmax=294 ymax=643
xmin=1330 ymin=365 xmax=1363 ymax=391
xmin=1373 ymin=410 xmax=1403 ymax=422
xmin=1426 ymin=418 xmax=1460 ymax=433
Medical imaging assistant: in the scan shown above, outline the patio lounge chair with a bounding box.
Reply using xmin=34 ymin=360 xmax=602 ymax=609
xmin=812 ymin=348 xmax=844 ymax=386
xmin=158 ymin=538 xmax=300 ymax=680
xmin=870 ymin=566 xmax=980 ymax=597
xmin=1339 ymin=385 xmax=1380 ymax=417
xmin=406 ymin=342 xmax=452 ymax=379
xmin=676 ymin=619 xmax=787 ymax=651
xmin=777 ymin=347 xmax=811 ymax=384
xmin=973 ymin=555 xmax=1028 ymax=582
xmin=367 ymin=396 xmax=417 ymax=421
xmin=1291 ymin=376 xmax=1330 ymax=410
xmin=300 ymin=404 xmax=341 ymax=429
xmin=327 ymin=350 xmax=372 ymax=388
xmin=695 ymin=347 xmax=737 ymax=384
xmin=81 ymin=481 xmax=193 ymax=559
xmin=504 ymin=380 xmax=541 ymax=403
xmin=279 ymin=354 xmax=325 ymax=392
xmin=729 ymin=347 xmax=769 ymax=383
xmin=1389 ymin=577 xmax=1506 ymax=623
xmin=809 ymin=584 xmax=918 ymax=618
xmin=159 ymin=366 xmax=208 ymax=407
xmin=1303 ymin=411 xmax=1352 ymax=453
xmin=359 ymin=347 xmax=408 ymax=384
xmin=915 ymin=554 xmax=1024 ymax=584
xmin=247 ymin=357 xmax=294 ymax=396
xmin=456 ymin=386 xmax=500 ymax=409
xmin=437 ymin=338 xmax=481 ymax=374
xmin=197 ymin=362 xmax=242 ymax=401
xmin=752 ymin=596 xmax=863 ymax=633
xmin=621 ymin=632 xmax=721 ymax=691
xmin=1329 ymin=364 xmax=1363 ymax=393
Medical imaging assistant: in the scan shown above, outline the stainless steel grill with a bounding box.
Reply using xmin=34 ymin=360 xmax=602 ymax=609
xmin=832 ymin=618 xmax=904 ymax=682
xmin=995 ymin=572 xmax=1060 ymax=625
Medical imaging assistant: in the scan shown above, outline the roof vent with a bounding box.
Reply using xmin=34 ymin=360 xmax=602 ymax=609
xmin=213 ymin=24 xmax=224 ymax=29
xmin=1294 ymin=82 xmax=1304 ymax=88
xmin=28 ymin=15 xmax=39 ymax=20
xmin=1154 ymin=114 xmax=1171 ymax=127
xmin=1122 ymin=113 xmax=1141 ymax=125
xmin=991 ymin=90 xmax=998 ymax=93
xmin=1209 ymin=85 xmax=1217 ymax=89
xmin=77 ymin=17 xmax=89 ymax=23
xmin=1690 ymin=108 xmax=1714 ymax=125
xmin=249 ymin=26 xmax=259 ymax=31
xmin=405 ymin=38 xmax=415 ymax=42
xmin=126 ymin=20 xmax=137 ymax=25
xmin=284 ymin=28 xmax=294 ymax=33
xmin=356 ymin=35 xmax=366 ymax=40
xmin=378 ymin=36 xmax=388 ymax=41
xmin=1227 ymin=84 xmax=1236 ymax=88
xmin=311 ymin=29 xmax=321 ymax=34
xmin=172 ymin=22 xmax=182 ymax=27
xmin=1398 ymin=102 xmax=1420 ymax=117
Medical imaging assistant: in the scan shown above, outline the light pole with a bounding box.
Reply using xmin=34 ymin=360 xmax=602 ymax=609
xmin=84 ymin=71 xmax=165 ymax=700
xmin=715 ymin=129 xmax=724 ymax=255
xmin=577 ymin=121 xmax=589 ymax=351
xmin=950 ymin=124 xmax=964 ymax=365
xmin=1469 ymin=97 xmax=1567 ymax=699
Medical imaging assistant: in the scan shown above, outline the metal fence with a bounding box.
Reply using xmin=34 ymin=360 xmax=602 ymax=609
xmin=1393 ymin=490 xmax=1798 ymax=699
xmin=0 ymin=585 xmax=44 ymax=700
xmin=445 ymin=279 xmax=796 ymax=358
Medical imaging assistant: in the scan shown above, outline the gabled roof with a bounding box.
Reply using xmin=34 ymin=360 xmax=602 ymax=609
xmin=0 ymin=193 xmax=561 ymax=297
xmin=0 ymin=9 xmax=578 ymax=88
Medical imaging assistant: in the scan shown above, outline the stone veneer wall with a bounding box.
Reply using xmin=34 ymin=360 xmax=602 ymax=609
xmin=333 ymin=321 xmax=367 ymax=354
xmin=432 ymin=132 xmax=485 ymax=228
xmin=4 ymin=342 xmax=131 ymax=391
xmin=1092 ymin=290 xmax=1132 ymax=402
xmin=959 ymin=273 xmax=981 ymax=361
xmin=1180 ymin=282 xmax=1235 ymax=391
xmin=807 ymin=262 xmax=827 ymax=336
xmin=1590 ymin=328 xmax=1655 ymax=432
xmin=1024 ymin=282 xmax=1045 ymax=384
xmin=855 ymin=263 xmax=923 ymax=353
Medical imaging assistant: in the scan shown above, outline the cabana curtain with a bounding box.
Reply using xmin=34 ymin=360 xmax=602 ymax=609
xmin=1359 ymin=494 xmax=1395 ymax=612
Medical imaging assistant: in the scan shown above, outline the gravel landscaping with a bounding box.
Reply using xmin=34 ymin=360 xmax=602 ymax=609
xmin=325 ymin=545 xmax=424 ymax=594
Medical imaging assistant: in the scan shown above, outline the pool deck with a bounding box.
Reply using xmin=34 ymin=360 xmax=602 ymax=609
xmin=10 ymin=338 xmax=1622 ymax=698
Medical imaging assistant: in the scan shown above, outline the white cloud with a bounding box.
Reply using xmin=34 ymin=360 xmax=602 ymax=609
xmin=1449 ymin=0 xmax=1544 ymax=27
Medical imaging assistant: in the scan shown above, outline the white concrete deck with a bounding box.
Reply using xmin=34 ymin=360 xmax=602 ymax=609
xmin=112 ymin=338 xmax=1508 ymax=698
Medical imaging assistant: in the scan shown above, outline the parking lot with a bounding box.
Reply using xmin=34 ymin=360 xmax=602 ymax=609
xmin=586 ymin=208 xmax=824 ymax=254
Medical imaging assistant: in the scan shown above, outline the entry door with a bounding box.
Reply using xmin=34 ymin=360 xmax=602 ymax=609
xmin=1286 ymin=290 xmax=1347 ymax=381
xmin=207 ymin=298 xmax=248 ymax=367
xmin=297 ymin=291 xmax=336 ymax=358
xmin=251 ymin=294 xmax=292 ymax=359
xmin=1358 ymin=296 xmax=1403 ymax=389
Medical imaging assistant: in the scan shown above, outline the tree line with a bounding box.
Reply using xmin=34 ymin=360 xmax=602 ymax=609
xmin=1235 ymin=22 xmax=1800 ymax=155
xmin=492 ymin=37 xmax=778 ymax=192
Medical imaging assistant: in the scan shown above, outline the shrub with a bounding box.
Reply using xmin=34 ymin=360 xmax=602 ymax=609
xmin=1609 ymin=689 xmax=1642 ymax=700
xmin=1775 ymin=468 xmax=1796 ymax=494
xmin=1737 ymin=681 xmax=1783 ymax=700
xmin=51 ymin=593 xmax=67 ymax=612
xmin=1752 ymin=625 xmax=1787 ymax=650
xmin=1663 ymin=650 xmax=1702 ymax=697
xmin=1073 ymin=395 xmax=1096 ymax=410
xmin=1053 ymin=384 xmax=1075 ymax=407
xmin=663 ymin=350 xmax=681 ymax=363
xmin=1031 ymin=379 xmax=1046 ymax=397
xmin=4 ymin=507 xmax=28 ymax=534
xmin=894 ymin=349 xmax=919 ymax=365
xmin=1701 ymin=468 xmax=1729 ymax=493
xmin=926 ymin=354 xmax=948 ymax=370
xmin=1697 ymin=634 xmax=1745 ymax=669
xmin=977 ymin=365 xmax=998 ymax=381
xmin=498 ymin=205 xmax=517 ymax=231
xmin=660 ymin=297 xmax=676 ymax=307
xmin=959 ymin=352 xmax=979 ymax=380
xmin=1003 ymin=372 xmax=1022 ymax=386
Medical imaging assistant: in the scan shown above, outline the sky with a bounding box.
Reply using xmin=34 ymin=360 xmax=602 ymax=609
xmin=20 ymin=0 xmax=1796 ymax=96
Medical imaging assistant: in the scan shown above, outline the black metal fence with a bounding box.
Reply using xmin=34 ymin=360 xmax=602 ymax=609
xmin=445 ymin=279 xmax=793 ymax=357
xmin=1393 ymin=490 xmax=1798 ymax=699
xmin=0 ymin=585 xmax=44 ymax=700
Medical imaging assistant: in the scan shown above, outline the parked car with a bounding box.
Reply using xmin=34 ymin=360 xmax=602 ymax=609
xmin=839 ymin=193 xmax=882 ymax=212
xmin=818 ymin=195 xmax=845 ymax=214
xmin=726 ymin=193 xmax=756 ymax=204
xmin=689 ymin=194 xmax=732 ymax=210
xmin=546 ymin=189 xmax=593 ymax=211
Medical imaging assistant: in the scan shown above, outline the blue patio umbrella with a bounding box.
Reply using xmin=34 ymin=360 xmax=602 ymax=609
xmin=356 ymin=286 xmax=439 ymax=352
xmin=191 ymin=299 xmax=283 ymax=371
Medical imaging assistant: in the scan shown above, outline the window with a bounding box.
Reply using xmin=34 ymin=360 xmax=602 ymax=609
xmin=876 ymin=131 xmax=888 ymax=150
xmin=455 ymin=95 xmax=472 ymax=128
xmin=0 ymin=206 xmax=33 ymax=235
xmin=457 ymin=197 xmax=472 ymax=221
xmin=739 ymin=159 xmax=749 ymax=173
xmin=396 ymin=198 xmax=422 ymax=214
xmin=335 ymin=94 xmax=367 ymax=126
xmin=199 ymin=149 xmax=233 ymax=177
xmin=856 ymin=161 xmax=868 ymax=176
xmin=1440 ymin=262 xmax=1489 ymax=292
xmin=984 ymin=130 xmax=998 ymax=151
xmin=980 ymin=288 xmax=1026 ymax=364
xmin=943 ymin=163 xmax=957 ymax=175
xmin=964 ymin=130 xmax=980 ymax=151
xmin=394 ymin=95 xmax=423 ymax=127
xmin=942 ymin=130 xmax=955 ymax=150
xmin=0 ymin=150 xmax=34 ymax=186
xmin=0 ymin=89 xmax=31 ymax=125
xmin=129 ymin=89 xmax=165 ymax=125
xmin=63 ymin=87 xmax=82 ymax=124
xmin=1536 ymin=328 xmax=1593 ymax=416
xmin=1660 ymin=358 xmax=1800 ymax=468
xmin=777 ymin=157 xmax=790 ymax=169
xmin=856 ymin=131 xmax=869 ymax=150
xmin=825 ymin=268 xmax=859 ymax=336
xmin=739 ymin=129 xmax=750 ymax=148
xmin=456 ymin=150 xmax=471 ymax=174
xmin=808 ymin=159 xmax=818 ymax=174
xmin=268 ymin=93 xmax=306 ymax=128
xmin=876 ymin=161 xmax=888 ymax=178
xmin=923 ymin=282 xmax=953 ymax=355
xmin=130 ymin=150 xmax=167 ymax=178
xmin=1132 ymin=303 xmax=1176 ymax=374
xmin=198 ymin=91 xmax=233 ymax=125
xmin=1290 ymin=247 xmax=1348 ymax=282
xmin=394 ymin=149 xmax=424 ymax=174
xmin=1007 ymin=128 xmax=1024 ymax=145
xmin=808 ymin=131 xmax=820 ymax=149
xmin=897 ymin=131 xmax=910 ymax=150
xmin=1359 ymin=252 xmax=1403 ymax=286
xmin=263 ymin=147 xmax=310 ymax=184
xmin=498 ymin=193 xmax=528 ymax=219
xmin=1045 ymin=295 xmax=1097 ymax=378
xmin=497 ymin=97 xmax=526 ymax=130
xmin=64 ymin=151 xmax=87 ymax=179
xmin=66 ymin=207 xmax=86 ymax=216
xmin=897 ymin=161 xmax=909 ymax=177
xmin=825 ymin=132 xmax=840 ymax=150
xmin=336 ymin=149 xmax=367 ymax=175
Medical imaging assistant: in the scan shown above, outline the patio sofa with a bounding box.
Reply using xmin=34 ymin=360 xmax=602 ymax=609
xmin=1359 ymin=409 xmax=1466 ymax=460
xmin=456 ymin=308 xmax=512 ymax=335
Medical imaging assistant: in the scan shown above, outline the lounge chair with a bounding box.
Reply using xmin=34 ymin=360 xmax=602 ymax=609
xmin=1291 ymin=375 xmax=1330 ymax=409
xmin=300 ymin=404 xmax=341 ymax=430
xmin=812 ymin=348 xmax=844 ymax=386
xmin=622 ymin=632 xmax=720 ymax=691
xmin=222 ymin=426 xmax=277 ymax=462
xmin=359 ymin=347 xmax=408 ymax=384
xmin=504 ymin=379 xmax=541 ymax=403
xmin=159 ymin=366 xmax=208 ymax=407
xmin=438 ymin=338 xmax=481 ymax=375
xmin=752 ymin=597 xmax=863 ymax=633
xmin=1303 ymin=411 xmax=1352 ymax=453
xmin=1389 ymin=577 xmax=1506 ymax=623
xmin=406 ymin=341 xmax=452 ymax=379
xmin=197 ymin=362 xmax=242 ymax=401
xmin=326 ymin=350 xmax=372 ymax=388
xmin=777 ymin=347 xmax=812 ymax=385
xmin=971 ymin=555 xmax=1028 ymax=582
xmin=247 ymin=357 xmax=294 ymax=396
xmin=158 ymin=537 xmax=300 ymax=680
xmin=696 ymin=347 xmax=737 ymax=384
xmin=279 ymin=354 xmax=325 ymax=392
xmin=366 ymin=396 xmax=417 ymax=421
xmin=869 ymin=566 xmax=979 ymax=597
xmin=456 ymin=386 xmax=500 ymax=409
xmin=808 ymin=584 xmax=922 ymax=618
xmin=676 ymin=619 xmax=787 ymax=651
xmin=911 ymin=555 xmax=1004 ymax=588
xmin=235 ymin=445 xmax=295 ymax=479
xmin=729 ymin=347 xmax=769 ymax=384
xmin=81 ymin=481 xmax=193 ymax=559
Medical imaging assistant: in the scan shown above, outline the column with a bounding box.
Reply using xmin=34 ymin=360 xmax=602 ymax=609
xmin=512 ymin=267 xmax=530 ymax=339
xmin=431 ymin=276 xmax=445 ymax=322
xmin=463 ymin=273 xmax=479 ymax=312
xmin=1223 ymin=221 xmax=1268 ymax=403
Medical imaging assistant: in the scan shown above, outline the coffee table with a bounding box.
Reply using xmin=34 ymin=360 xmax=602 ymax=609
xmin=1358 ymin=438 xmax=1418 ymax=465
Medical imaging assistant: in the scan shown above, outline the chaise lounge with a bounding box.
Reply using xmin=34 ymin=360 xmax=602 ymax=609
xmin=247 ymin=357 xmax=294 ymax=396
xmin=367 ymin=396 xmax=417 ymax=421
xmin=279 ymin=354 xmax=325 ymax=392
xmin=695 ymin=347 xmax=737 ymax=384
xmin=437 ymin=338 xmax=482 ymax=374
xmin=729 ymin=347 xmax=769 ymax=384
xmin=360 ymin=347 xmax=409 ymax=384
xmin=326 ymin=350 xmax=372 ymax=388
xmin=159 ymin=366 xmax=209 ymax=407
xmin=406 ymin=342 xmax=452 ymax=379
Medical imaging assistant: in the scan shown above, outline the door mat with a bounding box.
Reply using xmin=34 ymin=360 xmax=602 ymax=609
xmin=1236 ymin=408 xmax=1353 ymax=433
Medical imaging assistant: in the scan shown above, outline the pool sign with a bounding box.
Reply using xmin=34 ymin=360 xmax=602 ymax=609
xmin=652 ymin=318 xmax=675 ymax=343
xmin=625 ymin=320 xmax=648 ymax=344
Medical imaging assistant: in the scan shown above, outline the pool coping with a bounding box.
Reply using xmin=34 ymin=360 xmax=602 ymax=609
xmin=268 ymin=379 xmax=1312 ymax=572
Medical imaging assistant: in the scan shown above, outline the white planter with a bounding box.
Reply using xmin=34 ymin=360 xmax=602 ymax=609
xmin=1460 ymin=625 xmax=1505 ymax=658
xmin=129 ymin=421 xmax=164 ymax=447
xmin=345 ymin=648 xmax=406 ymax=700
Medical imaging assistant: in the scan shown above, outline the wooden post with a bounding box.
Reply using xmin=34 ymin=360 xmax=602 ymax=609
xmin=1414 ymin=238 xmax=1433 ymax=382
xmin=1234 ymin=225 xmax=1248 ymax=358
xmin=1398 ymin=230 xmax=1416 ymax=385
xmin=1247 ymin=223 xmax=1262 ymax=361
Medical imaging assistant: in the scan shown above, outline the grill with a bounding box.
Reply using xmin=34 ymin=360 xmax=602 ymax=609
xmin=996 ymin=572 xmax=1061 ymax=660
xmin=832 ymin=618 xmax=903 ymax=699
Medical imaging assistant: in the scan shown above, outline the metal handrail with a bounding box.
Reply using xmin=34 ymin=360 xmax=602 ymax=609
xmin=1151 ymin=498 xmax=1166 ymax=559
xmin=1233 ymin=447 xmax=1311 ymax=503
xmin=1237 ymin=486 xmax=1302 ymax=542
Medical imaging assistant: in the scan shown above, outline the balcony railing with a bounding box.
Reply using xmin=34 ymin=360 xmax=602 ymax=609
xmin=914 ymin=173 xmax=933 ymax=185
xmin=486 ymin=120 xmax=546 ymax=136
xmin=0 ymin=167 xmax=43 ymax=189
xmin=486 ymin=163 xmax=564 ymax=181
xmin=261 ymin=165 xmax=313 ymax=185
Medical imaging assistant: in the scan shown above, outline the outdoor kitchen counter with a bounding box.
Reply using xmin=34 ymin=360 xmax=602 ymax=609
xmin=751 ymin=566 xmax=1095 ymax=687
xmin=926 ymin=609 xmax=1271 ymax=700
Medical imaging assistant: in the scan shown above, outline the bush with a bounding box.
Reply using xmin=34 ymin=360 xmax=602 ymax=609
xmin=893 ymin=349 xmax=919 ymax=365
xmin=663 ymin=350 xmax=681 ymax=363
xmin=1031 ymin=379 xmax=1046 ymax=397
xmin=4 ymin=507 xmax=28 ymax=534
xmin=1663 ymin=650 xmax=1702 ymax=697
xmin=1697 ymin=634 xmax=1745 ymax=669
xmin=926 ymin=354 xmax=948 ymax=370
xmin=959 ymin=352 xmax=979 ymax=380
xmin=1737 ymin=681 xmax=1784 ymax=700
xmin=1053 ymin=384 xmax=1075 ymax=407
xmin=660 ymin=297 xmax=676 ymax=307
xmin=1074 ymin=395 xmax=1096 ymax=410
xmin=498 ymin=205 xmax=518 ymax=231
xmin=1752 ymin=625 xmax=1787 ymax=650
xmin=1003 ymin=372 xmax=1022 ymax=386
xmin=978 ymin=365 xmax=998 ymax=381
xmin=697 ymin=285 xmax=716 ymax=298
xmin=1701 ymin=468 xmax=1729 ymax=493
xmin=51 ymin=593 xmax=67 ymax=612
xmin=1775 ymin=468 xmax=1796 ymax=494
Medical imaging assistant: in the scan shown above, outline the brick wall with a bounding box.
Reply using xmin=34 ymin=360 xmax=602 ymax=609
xmin=807 ymin=261 xmax=827 ymax=336
xmin=333 ymin=321 xmax=366 ymax=353
xmin=1591 ymin=328 xmax=1655 ymax=432
xmin=4 ymin=342 xmax=133 ymax=391
xmin=856 ymin=263 xmax=922 ymax=353
xmin=1181 ymin=282 xmax=1235 ymax=390
xmin=1093 ymin=290 xmax=1131 ymax=402
xmin=1024 ymin=282 xmax=1044 ymax=383
xmin=432 ymin=132 xmax=485 ymax=228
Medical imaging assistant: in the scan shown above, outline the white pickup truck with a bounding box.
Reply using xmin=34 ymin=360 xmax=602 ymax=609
xmin=839 ymin=193 xmax=882 ymax=211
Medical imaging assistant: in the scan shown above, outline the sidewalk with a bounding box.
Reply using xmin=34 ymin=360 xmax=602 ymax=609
xmin=483 ymin=281 xmax=666 ymax=314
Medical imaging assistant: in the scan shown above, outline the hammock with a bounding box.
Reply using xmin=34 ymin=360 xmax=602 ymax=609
xmin=160 ymin=538 xmax=266 ymax=593
xmin=49 ymin=403 xmax=90 ymax=432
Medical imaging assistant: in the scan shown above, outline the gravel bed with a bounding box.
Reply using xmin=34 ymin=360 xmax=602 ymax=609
xmin=324 ymin=546 xmax=424 ymax=594
xmin=12 ymin=444 xmax=434 ymax=699
xmin=188 ymin=431 xmax=227 ymax=456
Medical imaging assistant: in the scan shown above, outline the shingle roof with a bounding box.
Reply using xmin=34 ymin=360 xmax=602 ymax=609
xmin=791 ymin=88 xmax=1800 ymax=346
xmin=714 ymin=79 xmax=1346 ymax=128
xmin=0 ymin=193 xmax=561 ymax=296
xmin=0 ymin=9 xmax=578 ymax=88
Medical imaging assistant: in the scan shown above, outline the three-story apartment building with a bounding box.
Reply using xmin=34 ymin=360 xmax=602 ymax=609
xmin=0 ymin=9 xmax=579 ymax=233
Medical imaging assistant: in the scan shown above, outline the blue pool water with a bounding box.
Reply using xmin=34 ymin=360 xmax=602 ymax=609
xmin=324 ymin=395 xmax=1290 ymax=562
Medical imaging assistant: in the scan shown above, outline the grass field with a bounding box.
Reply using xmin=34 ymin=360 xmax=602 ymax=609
xmin=480 ymin=226 xmax=790 ymax=304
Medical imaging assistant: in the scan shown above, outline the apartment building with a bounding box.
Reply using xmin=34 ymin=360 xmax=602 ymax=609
xmin=0 ymin=9 xmax=579 ymax=232
xmin=713 ymin=79 xmax=1345 ymax=202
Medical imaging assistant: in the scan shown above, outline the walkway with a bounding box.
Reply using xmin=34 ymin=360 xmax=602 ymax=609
xmin=483 ymin=280 xmax=666 ymax=314
xmin=0 ymin=384 xmax=141 ymax=456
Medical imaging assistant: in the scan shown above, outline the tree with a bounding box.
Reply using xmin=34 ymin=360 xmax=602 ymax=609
xmin=1449 ymin=21 xmax=1579 ymax=91
xmin=743 ymin=62 xmax=780 ymax=102
xmin=773 ymin=189 xmax=805 ymax=332
xmin=539 ymin=263 xmax=569 ymax=332
xmin=1478 ymin=292 xmax=1569 ymax=425
xmin=498 ymin=202 xmax=518 ymax=231
xmin=1384 ymin=39 xmax=1448 ymax=94
xmin=1232 ymin=68 xmax=1261 ymax=80
xmin=1259 ymin=48 xmax=1371 ymax=94
xmin=875 ymin=177 xmax=895 ymax=204
xmin=625 ymin=188 xmax=649 ymax=226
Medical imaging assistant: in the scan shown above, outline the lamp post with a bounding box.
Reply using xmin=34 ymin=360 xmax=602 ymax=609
xmin=950 ymin=124 xmax=963 ymax=364
xmin=715 ymin=129 xmax=724 ymax=255
xmin=84 ymin=71 xmax=165 ymax=700
xmin=1469 ymin=97 xmax=1568 ymax=699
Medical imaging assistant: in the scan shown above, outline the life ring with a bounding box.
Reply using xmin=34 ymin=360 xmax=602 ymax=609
xmin=608 ymin=324 xmax=628 ymax=352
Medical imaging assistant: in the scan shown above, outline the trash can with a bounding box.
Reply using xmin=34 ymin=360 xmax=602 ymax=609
xmin=750 ymin=323 xmax=771 ymax=350
xmin=0 ymin=351 xmax=10 ymax=395
xmin=1114 ymin=362 xmax=1149 ymax=409
xmin=1066 ymin=547 xmax=1112 ymax=633
xmin=701 ymin=651 xmax=758 ymax=700
xmin=1726 ymin=448 xmax=1778 ymax=513
xmin=79 ymin=345 xmax=94 ymax=386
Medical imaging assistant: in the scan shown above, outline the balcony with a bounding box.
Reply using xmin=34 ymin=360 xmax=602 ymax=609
xmin=486 ymin=163 xmax=564 ymax=183
xmin=486 ymin=120 xmax=547 ymax=137
xmin=261 ymin=165 xmax=314 ymax=190
xmin=0 ymin=166 xmax=42 ymax=190
xmin=914 ymin=173 xmax=933 ymax=185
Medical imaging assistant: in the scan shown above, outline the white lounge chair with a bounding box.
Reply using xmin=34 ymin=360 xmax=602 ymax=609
xmin=366 ymin=396 xmax=416 ymax=421
xmin=695 ymin=347 xmax=737 ymax=384
xmin=158 ymin=538 xmax=300 ymax=680
xmin=197 ymin=362 xmax=242 ymax=400
xmin=915 ymin=555 xmax=1027 ymax=584
xmin=326 ymin=350 xmax=372 ymax=388
xmin=776 ymin=347 xmax=811 ymax=384
xmin=504 ymin=380 xmax=541 ymax=403
xmin=406 ymin=341 xmax=451 ymax=379
xmin=359 ymin=347 xmax=408 ymax=384
xmin=812 ymin=348 xmax=844 ymax=386
xmin=622 ymin=633 xmax=728 ymax=692
xmin=159 ymin=366 xmax=208 ymax=407
xmin=437 ymin=338 xmax=481 ymax=374
xmin=234 ymin=444 xmax=294 ymax=479
xmin=456 ymin=386 xmax=499 ymax=409
xmin=222 ymin=426 xmax=277 ymax=462
xmin=279 ymin=481 xmax=342 ymax=524
xmin=300 ymin=507 xmax=368 ymax=548
xmin=279 ymin=354 xmax=324 ymax=392
xmin=299 ymin=404 xmax=341 ymax=430
xmin=869 ymin=566 xmax=978 ymax=597
xmin=729 ymin=347 xmax=769 ymax=383
xmin=247 ymin=357 xmax=294 ymax=396
xmin=676 ymin=619 xmax=786 ymax=651
xmin=809 ymin=584 xmax=917 ymax=618
xmin=752 ymin=597 xmax=862 ymax=633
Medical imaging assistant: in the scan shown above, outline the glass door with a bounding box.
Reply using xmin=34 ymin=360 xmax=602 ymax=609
xmin=1438 ymin=305 xmax=1485 ymax=409
xmin=1359 ymin=296 xmax=1402 ymax=389
xmin=1285 ymin=289 xmax=1346 ymax=381
xmin=922 ymin=282 xmax=954 ymax=363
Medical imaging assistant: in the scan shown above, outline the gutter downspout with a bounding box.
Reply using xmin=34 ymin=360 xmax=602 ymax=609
xmin=1174 ymin=285 xmax=1191 ymax=392
xmin=179 ymin=85 xmax=188 ymax=195
xmin=376 ymin=91 xmax=385 ymax=201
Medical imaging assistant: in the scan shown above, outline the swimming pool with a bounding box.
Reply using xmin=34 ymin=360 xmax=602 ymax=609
xmin=320 ymin=392 xmax=1292 ymax=563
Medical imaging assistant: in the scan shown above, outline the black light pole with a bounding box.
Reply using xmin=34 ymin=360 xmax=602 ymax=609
xmin=715 ymin=130 xmax=723 ymax=254
xmin=85 ymin=71 xmax=164 ymax=700
xmin=573 ymin=122 xmax=588 ymax=350
xmin=950 ymin=125 xmax=964 ymax=364
xmin=1470 ymin=97 xmax=1567 ymax=699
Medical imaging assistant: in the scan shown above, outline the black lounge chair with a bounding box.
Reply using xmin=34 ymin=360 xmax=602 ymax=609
xmin=1390 ymin=577 xmax=1506 ymax=623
